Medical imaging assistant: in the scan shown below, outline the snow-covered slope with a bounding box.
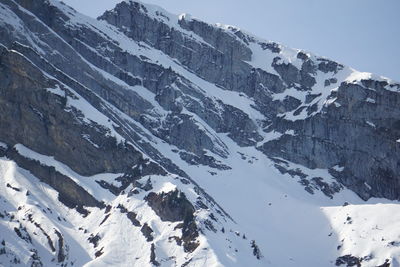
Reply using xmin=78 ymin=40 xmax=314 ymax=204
xmin=0 ymin=0 xmax=399 ymax=266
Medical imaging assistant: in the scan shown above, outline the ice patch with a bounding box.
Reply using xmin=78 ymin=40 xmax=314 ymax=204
xmin=46 ymin=84 xmax=65 ymax=97
xmin=332 ymin=165 xmax=344 ymax=172
xmin=366 ymin=121 xmax=376 ymax=128
xmin=364 ymin=182 xmax=372 ymax=190
xmin=81 ymin=134 xmax=100 ymax=148
xmin=366 ymin=97 xmax=376 ymax=104
xmin=0 ymin=142 xmax=7 ymax=149
xmin=285 ymin=130 xmax=295 ymax=136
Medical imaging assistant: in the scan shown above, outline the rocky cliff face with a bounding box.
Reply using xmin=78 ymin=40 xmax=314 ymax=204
xmin=100 ymin=1 xmax=400 ymax=201
xmin=0 ymin=0 xmax=399 ymax=266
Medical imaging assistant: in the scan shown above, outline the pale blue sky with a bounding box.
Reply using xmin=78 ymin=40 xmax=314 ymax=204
xmin=63 ymin=0 xmax=400 ymax=81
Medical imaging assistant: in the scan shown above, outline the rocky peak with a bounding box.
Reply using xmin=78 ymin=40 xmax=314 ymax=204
xmin=0 ymin=0 xmax=399 ymax=266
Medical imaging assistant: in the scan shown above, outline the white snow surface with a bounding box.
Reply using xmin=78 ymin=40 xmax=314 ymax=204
xmin=3 ymin=136 xmax=400 ymax=266
xmin=0 ymin=0 xmax=399 ymax=266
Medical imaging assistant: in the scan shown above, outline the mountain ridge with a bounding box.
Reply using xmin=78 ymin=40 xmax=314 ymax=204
xmin=0 ymin=0 xmax=400 ymax=266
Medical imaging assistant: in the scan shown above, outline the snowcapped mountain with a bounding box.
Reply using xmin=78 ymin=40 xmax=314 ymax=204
xmin=0 ymin=0 xmax=400 ymax=266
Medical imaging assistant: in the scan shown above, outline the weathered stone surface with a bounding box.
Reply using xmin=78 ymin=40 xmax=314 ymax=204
xmin=0 ymin=0 xmax=399 ymax=203
xmin=145 ymin=189 xmax=195 ymax=223
xmin=145 ymin=189 xmax=199 ymax=252
xmin=0 ymin=5 xmax=399 ymax=264
xmin=0 ymin=46 xmax=144 ymax=176
xmin=260 ymin=80 xmax=400 ymax=200
xmin=6 ymin=147 xmax=103 ymax=213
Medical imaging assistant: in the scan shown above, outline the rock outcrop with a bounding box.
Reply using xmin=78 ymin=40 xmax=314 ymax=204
xmin=0 ymin=0 xmax=399 ymax=266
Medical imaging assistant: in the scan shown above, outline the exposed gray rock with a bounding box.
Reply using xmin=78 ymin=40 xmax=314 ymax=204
xmin=141 ymin=223 xmax=154 ymax=242
xmin=0 ymin=0 xmax=400 ymax=264
xmin=260 ymin=79 xmax=400 ymax=200
xmin=145 ymin=189 xmax=200 ymax=252
xmin=0 ymin=0 xmax=398 ymax=203
xmin=6 ymin=148 xmax=103 ymax=213
xmin=0 ymin=46 xmax=145 ymax=176
xmin=145 ymin=189 xmax=195 ymax=223
xmin=317 ymin=58 xmax=344 ymax=73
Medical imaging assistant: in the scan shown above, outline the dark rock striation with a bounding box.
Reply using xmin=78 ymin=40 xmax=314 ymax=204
xmin=0 ymin=0 xmax=400 ymax=265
